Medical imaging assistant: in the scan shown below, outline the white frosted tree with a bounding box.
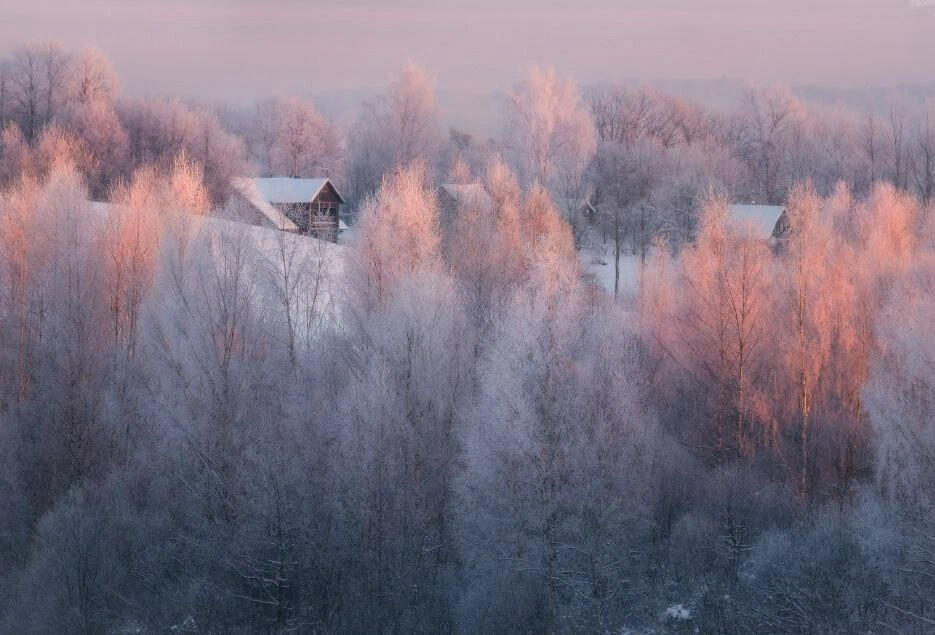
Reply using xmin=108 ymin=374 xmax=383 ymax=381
xmin=266 ymin=96 xmax=342 ymax=179
xmin=346 ymin=64 xmax=442 ymax=207
xmin=773 ymin=183 xmax=863 ymax=498
xmin=68 ymin=46 xmax=119 ymax=106
xmin=867 ymin=294 xmax=935 ymax=507
xmin=119 ymin=97 xmax=246 ymax=204
xmin=865 ymin=197 xmax=934 ymax=507
xmin=61 ymin=98 xmax=128 ymax=197
xmin=334 ymin=163 xmax=467 ymax=629
xmin=648 ymin=194 xmax=774 ymax=462
xmin=332 ymin=270 xmax=469 ymax=630
xmin=0 ymin=123 xmax=32 ymax=184
xmin=503 ymin=67 xmax=596 ymax=237
xmin=459 ymin=264 xmax=657 ymax=631
xmin=346 ymin=162 xmax=441 ymax=313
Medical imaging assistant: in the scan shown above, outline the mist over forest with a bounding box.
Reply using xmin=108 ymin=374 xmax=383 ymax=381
xmin=0 ymin=29 xmax=934 ymax=634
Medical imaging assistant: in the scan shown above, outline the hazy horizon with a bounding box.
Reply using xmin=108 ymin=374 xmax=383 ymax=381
xmin=2 ymin=0 xmax=934 ymax=107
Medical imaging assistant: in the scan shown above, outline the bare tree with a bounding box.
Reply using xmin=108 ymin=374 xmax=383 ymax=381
xmin=119 ymin=98 xmax=245 ymax=204
xmin=591 ymin=85 xmax=706 ymax=148
xmin=10 ymin=45 xmax=44 ymax=140
xmin=592 ymin=138 xmax=666 ymax=297
xmin=261 ymin=228 xmax=332 ymax=366
xmin=911 ymin=105 xmax=935 ymax=203
xmin=861 ymin=113 xmax=881 ymax=192
xmin=734 ymin=86 xmax=803 ymax=204
xmin=38 ymin=42 xmax=71 ymax=124
xmin=889 ymin=103 xmax=909 ymax=191
xmin=68 ymin=46 xmax=118 ymax=105
xmin=61 ymin=98 xmax=128 ymax=197
xmin=0 ymin=61 xmax=11 ymax=126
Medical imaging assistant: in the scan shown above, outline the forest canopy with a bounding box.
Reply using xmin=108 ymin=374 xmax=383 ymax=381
xmin=0 ymin=42 xmax=934 ymax=633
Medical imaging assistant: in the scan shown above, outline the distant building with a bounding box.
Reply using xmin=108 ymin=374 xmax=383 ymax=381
xmin=727 ymin=204 xmax=786 ymax=241
xmin=231 ymin=177 xmax=346 ymax=241
xmin=577 ymin=189 xmax=599 ymax=223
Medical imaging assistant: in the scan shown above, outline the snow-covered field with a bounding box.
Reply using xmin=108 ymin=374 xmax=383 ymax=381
xmin=178 ymin=213 xmax=349 ymax=335
xmin=92 ymin=202 xmax=348 ymax=333
xmin=579 ymin=242 xmax=643 ymax=299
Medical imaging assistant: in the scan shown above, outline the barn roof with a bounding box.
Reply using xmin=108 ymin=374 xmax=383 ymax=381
xmin=247 ymin=177 xmax=345 ymax=205
xmin=727 ymin=204 xmax=785 ymax=239
xmin=231 ymin=178 xmax=300 ymax=231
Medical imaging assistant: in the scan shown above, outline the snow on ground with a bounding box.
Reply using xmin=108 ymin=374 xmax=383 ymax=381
xmin=178 ymin=213 xmax=348 ymax=334
xmin=91 ymin=201 xmax=348 ymax=333
xmin=199 ymin=212 xmax=345 ymax=273
xmin=579 ymin=242 xmax=643 ymax=300
xmin=337 ymin=223 xmax=358 ymax=245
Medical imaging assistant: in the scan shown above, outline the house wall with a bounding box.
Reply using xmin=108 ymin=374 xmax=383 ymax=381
xmin=276 ymin=195 xmax=341 ymax=241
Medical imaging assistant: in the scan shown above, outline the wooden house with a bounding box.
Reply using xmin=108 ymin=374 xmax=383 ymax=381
xmin=231 ymin=177 xmax=346 ymax=241
xmin=727 ymin=204 xmax=786 ymax=241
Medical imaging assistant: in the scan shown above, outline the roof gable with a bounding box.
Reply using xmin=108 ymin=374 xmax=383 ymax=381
xmin=231 ymin=178 xmax=300 ymax=231
xmin=727 ymin=204 xmax=785 ymax=239
xmin=249 ymin=177 xmax=345 ymax=204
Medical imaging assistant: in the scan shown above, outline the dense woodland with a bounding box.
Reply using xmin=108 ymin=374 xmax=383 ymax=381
xmin=0 ymin=42 xmax=934 ymax=633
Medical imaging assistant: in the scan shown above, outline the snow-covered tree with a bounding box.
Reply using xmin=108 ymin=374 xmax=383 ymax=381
xmin=260 ymin=96 xmax=342 ymax=179
xmin=504 ymin=66 xmax=596 ymax=237
xmin=68 ymin=46 xmax=119 ymax=106
xmin=347 ymin=162 xmax=441 ymax=313
xmin=346 ymin=64 xmax=443 ymax=209
xmin=459 ymin=267 xmax=656 ymax=631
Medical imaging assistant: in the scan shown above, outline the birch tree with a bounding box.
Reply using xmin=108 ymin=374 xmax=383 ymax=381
xmin=504 ymin=66 xmax=596 ymax=238
xmin=346 ymin=64 xmax=442 ymax=208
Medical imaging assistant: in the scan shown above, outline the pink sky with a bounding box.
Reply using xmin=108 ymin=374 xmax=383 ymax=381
xmin=1 ymin=0 xmax=933 ymax=101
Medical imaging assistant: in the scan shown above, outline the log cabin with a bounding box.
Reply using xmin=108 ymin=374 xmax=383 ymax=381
xmin=231 ymin=177 xmax=346 ymax=241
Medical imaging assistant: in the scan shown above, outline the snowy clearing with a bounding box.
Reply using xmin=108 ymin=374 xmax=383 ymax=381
xmin=579 ymin=243 xmax=643 ymax=299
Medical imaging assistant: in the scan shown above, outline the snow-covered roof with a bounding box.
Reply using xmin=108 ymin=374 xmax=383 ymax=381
xmin=250 ymin=177 xmax=344 ymax=204
xmin=727 ymin=204 xmax=784 ymax=239
xmin=231 ymin=178 xmax=299 ymax=231
xmin=439 ymin=183 xmax=494 ymax=210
